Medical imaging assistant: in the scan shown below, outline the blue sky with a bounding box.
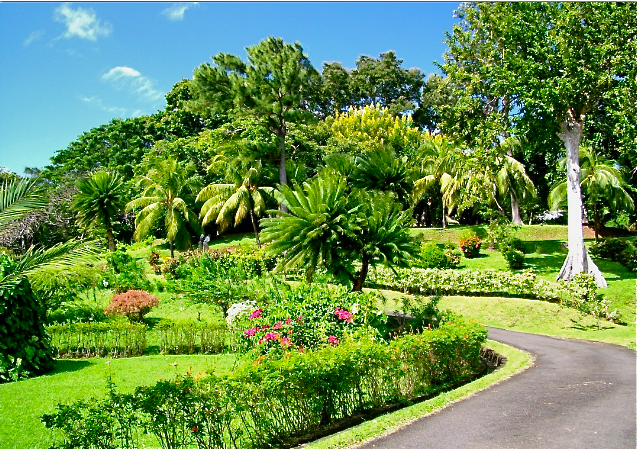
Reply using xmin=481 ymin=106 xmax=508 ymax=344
xmin=0 ymin=2 xmax=460 ymax=175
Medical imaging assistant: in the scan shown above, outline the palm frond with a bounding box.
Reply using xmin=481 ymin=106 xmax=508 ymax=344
xmin=0 ymin=178 xmax=47 ymax=227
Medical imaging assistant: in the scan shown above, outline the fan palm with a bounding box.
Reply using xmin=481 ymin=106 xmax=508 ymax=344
xmin=549 ymin=147 xmax=634 ymax=241
xmin=196 ymin=162 xmax=274 ymax=248
xmin=73 ymin=171 xmax=126 ymax=252
xmin=126 ymin=158 xmax=201 ymax=258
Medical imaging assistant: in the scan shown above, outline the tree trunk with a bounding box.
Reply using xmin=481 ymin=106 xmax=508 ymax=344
xmin=277 ymin=125 xmax=289 ymax=213
xmin=441 ymin=197 xmax=447 ymax=229
xmin=169 ymin=240 xmax=174 ymax=259
xmin=353 ymin=253 xmax=370 ymax=291
xmin=556 ymin=117 xmax=606 ymax=287
xmin=106 ymin=227 xmax=116 ymax=252
xmin=249 ymin=207 xmax=261 ymax=249
xmin=594 ymin=203 xmax=599 ymax=243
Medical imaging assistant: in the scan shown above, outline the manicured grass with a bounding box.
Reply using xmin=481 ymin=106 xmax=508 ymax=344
xmin=303 ymin=340 xmax=532 ymax=449
xmin=0 ymin=354 xmax=238 ymax=449
xmin=372 ymin=289 xmax=636 ymax=350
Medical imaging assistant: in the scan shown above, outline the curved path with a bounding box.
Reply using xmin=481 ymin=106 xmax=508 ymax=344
xmin=359 ymin=328 xmax=636 ymax=449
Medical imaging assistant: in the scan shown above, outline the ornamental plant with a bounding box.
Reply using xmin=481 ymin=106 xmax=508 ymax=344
xmin=104 ymin=290 xmax=159 ymax=322
xmin=458 ymin=232 xmax=482 ymax=258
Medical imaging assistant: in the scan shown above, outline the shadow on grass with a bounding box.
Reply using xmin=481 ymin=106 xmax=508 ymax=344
xmin=51 ymin=359 xmax=92 ymax=375
xmin=569 ymin=319 xmax=614 ymax=331
xmin=523 ymin=240 xmax=568 ymax=275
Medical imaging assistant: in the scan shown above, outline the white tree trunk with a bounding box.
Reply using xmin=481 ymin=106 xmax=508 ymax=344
xmin=556 ymin=118 xmax=606 ymax=287
xmin=506 ymin=147 xmax=523 ymax=225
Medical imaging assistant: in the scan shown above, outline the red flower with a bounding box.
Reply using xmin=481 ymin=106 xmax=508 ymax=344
xmin=248 ymin=308 xmax=263 ymax=319
xmin=191 ymin=426 xmax=198 ymax=433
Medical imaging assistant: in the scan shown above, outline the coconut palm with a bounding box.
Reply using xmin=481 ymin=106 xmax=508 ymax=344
xmin=196 ymin=161 xmax=274 ymax=248
xmin=73 ymin=171 xmax=126 ymax=252
xmin=549 ymin=147 xmax=634 ymax=241
xmin=495 ymin=137 xmax=537 ymax=225
xmin=126 ymin=157 xmax=201 ymax=258
xmin=1 ymin=178 xmax=100 ymax=290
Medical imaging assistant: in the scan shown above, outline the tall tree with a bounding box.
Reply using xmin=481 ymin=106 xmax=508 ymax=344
xmin=549 ymin=147 xmax=634 ymax=241
xmin=189 ymin=37 xmax=319 ymax=188
xmin=443 ymin=2 xmax=637 ymax=286
xmin=73 ymin=171 xmax=126 ymax=252
xmin=126 ymin=157 xmax=201 ymax=258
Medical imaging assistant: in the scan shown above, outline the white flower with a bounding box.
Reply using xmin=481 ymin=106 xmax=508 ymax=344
xmin=102 ymin=280 xmax=109 ymax=288
xmin=226 ymin=301 xmax=257 ymax=325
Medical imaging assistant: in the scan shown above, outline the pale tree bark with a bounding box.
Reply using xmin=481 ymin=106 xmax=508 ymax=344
xmin=556 ymin=115 xmax=606 ymax=287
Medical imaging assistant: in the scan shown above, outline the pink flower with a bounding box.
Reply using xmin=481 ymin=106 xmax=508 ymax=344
xmin=273 ymin=321 xmax=283 ymax=330
xmin=264 ymin=332 xmax=280 ymax=342
xmin=280 ymin=337 xmax=292 ymax=349
xmin=285 ymin=318 xmax=292 ymax=325
xmin=328 ymin=335 xmax=340 ymax=346
xmin=248 ymin=308 xmax=263 ymax=319
xmin=334 ymin=307 xmax=354 ymax=323
xmin=243 ymin=327 xmax=258 ymax=337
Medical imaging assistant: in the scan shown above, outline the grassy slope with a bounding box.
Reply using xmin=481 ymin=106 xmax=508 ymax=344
xmin=0 ymin=354 xmax=237 ymax=449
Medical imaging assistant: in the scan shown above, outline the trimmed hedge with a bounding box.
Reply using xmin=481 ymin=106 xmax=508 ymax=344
xmin=43 ymin=318 xmax=487 ymax=449
xmin=365 ymin=266 xmax=619 ymax=321
xmin=47 ymin=322 xmax=147 ymax=358
xmin=157 ymin=322 xmax=227 ymax=355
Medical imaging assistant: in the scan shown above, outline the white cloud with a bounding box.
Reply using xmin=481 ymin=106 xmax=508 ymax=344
xmin=54 ymin=4 xmax=112 ymax=41
xmin=24 ymin=30 xmax=45 ymax=46
xmin=79 ymin=96 xmax=128 ymax=116
xmin=162 ymin=3 xmax=198 ymax=21
xmin=102 ymin=66 xmax=164 ymax=102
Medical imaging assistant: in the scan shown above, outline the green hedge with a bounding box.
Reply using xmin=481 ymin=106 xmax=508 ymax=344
xmin=43 ymin=318 xmax=487 ymax=449
xmin=365 ymin=266 xmax=619 ymax=321
xmin=156 ymin=322 xmax=227 ymax=355
xmin=47 ymin=322 xmax=147 ymax=358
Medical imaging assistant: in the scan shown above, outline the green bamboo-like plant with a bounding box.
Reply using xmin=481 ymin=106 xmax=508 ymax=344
xmin=73 ymin=171 xmax=126 ymax=252
xmin=126 ymin=158 xmax=201 ymax=258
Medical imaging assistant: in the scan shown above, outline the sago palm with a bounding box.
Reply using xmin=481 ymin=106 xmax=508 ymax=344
xmin=126 ymin=158 xmax=201 ymax=258
xmin=73 ymin=170 xmax=126 ymax=252
xmin=260 ymin=171 xmax=357 ymax=283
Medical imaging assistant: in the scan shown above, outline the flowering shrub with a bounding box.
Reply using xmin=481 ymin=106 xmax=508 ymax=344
xmin=459 ymin=234 xmax=482 ymax=258
xmin=43 ymin=317 xmax=487 ymax=449
xmin=233 ymin=283 xmax=386 ymax=356
xmin=225 ymin=300 xmax=256 ymax=325
xmin=104 ymin=290 xmax=159 ymax=322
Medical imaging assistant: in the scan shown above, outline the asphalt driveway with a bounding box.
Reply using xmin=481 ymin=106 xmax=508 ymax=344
xmin=357 ymin=327 xmax=636 ymax=449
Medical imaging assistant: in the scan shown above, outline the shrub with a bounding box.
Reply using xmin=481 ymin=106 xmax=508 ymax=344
xmin=487 ymin=218 xmax=520 ymax=249
xmin=42 ymin=318 xmax=487 ymax=449
xmin=458 ymin=233 xmax=481 ymax=258
xmin=46 ymin=302 xmax=106 ymax=325
xmin=419 ymin=242 xmax=446 ymax=268
xmin=47 ymin=322 xmax=147 ymax=358
xmin=0 ymin=254 xmax=54 ymax=383
xmin=104 ymin=290 xmax=159 ymax=322
xmin=443 ymin=244 xmax=462 ymax=267
xmin=156 ymin=322 xmax=227 ymax=355
xmin=105 ymin=247 xmax=151 ymax=293
xmin=502 ymin=247 xmax=525 ymax=269
xmin=589 ymin=238 xmax=637 ymax=272
xmin=29 ymin=264 xmax=104 ymax=310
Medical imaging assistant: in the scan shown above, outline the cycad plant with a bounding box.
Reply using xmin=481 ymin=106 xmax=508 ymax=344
xmin=73 ymin=170 xmax=126 ymax=252
xmin=550 ymin=147 xmax=634 ymax=241
xmin=126 ymin=157 xmax=201 ymax=258
xmin=197 ymin=161 xmax=274 ymax=248
xmin=260 ymin=171 xmax=357 ymax=283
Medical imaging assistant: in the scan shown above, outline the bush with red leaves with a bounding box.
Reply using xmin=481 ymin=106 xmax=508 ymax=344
xmin=104 ymin=290 xmax=159 ymax=322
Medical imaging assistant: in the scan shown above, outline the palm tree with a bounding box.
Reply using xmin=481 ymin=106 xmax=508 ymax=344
xmin=495 ymin=137 xmax=537 ymax=225
xmin=126 ymin=157 xmax=201 ymax=258
xmin=550 ymin=147 xmax=634 ymax=241
xmin=196 ymin=162 xmax=274 ymax=248
xmin=73 ymin=171 xmax=126 ymax=252
xmin=349 ymin=190 xmax=418 ymax=291
xmin=260 ymin=171 xmax=356 ymax=283
xmin=0 ymin=178 xmax=100 ymax=290
xmin=350 ymin=148 xmax=412 ymax=208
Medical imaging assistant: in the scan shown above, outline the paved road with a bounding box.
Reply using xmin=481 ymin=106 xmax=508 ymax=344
xmin=358 ymin=328 xmax=636 ymax=449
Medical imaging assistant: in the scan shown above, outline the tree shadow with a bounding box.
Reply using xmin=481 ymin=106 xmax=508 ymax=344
xmin=569 ymin=319 xmax=614 ymax=331
xmin=523 ymin=240 xmax=568 ymax=275
xmin=50 ymin=359 xmax=92 ymax=375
